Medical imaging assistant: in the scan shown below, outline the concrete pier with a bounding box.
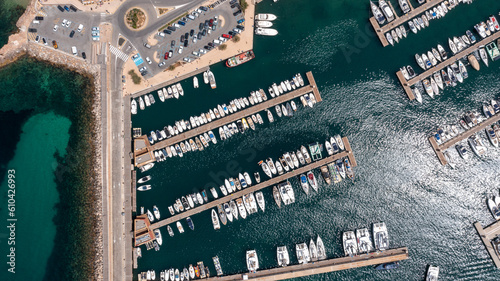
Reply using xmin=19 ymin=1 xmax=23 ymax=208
xmin=396 ymin=30 xmax=500 ymax=100
xmin=369 ymin=0 xmax=446 ymax=47
xmin=202 ymin=247 xmax=409 ymax=281
xmin=134 ymin=72 xmax=321 ymax=166
xmin=148 ymin=137 xmax=356 ymax=230
xmin=474 ymin=221 xmax=500 ymax=268
xmin=428 ymin=113 xmax=500 ymax=165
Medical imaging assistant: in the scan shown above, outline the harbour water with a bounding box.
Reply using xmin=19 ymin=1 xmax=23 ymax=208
xmin=132 ymin=0 xmax=500 ymax=280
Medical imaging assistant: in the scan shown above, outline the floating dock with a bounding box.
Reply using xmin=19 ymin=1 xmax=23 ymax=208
xmin=369 ymin=0 xmax=443 ymax=47
xmin=428 ymin=113 xmax=500 ymax=165
xmin=134 ymin=71 xmax=321 ymax=167
xmin=396 ymin=31 xmax=500 ymax=100
xmin=148 ymin=137 xmax=355 ymax=231
xmin=201 ymin=247 xmax=408 ymax=281
xmin=474 ymin=221 xmax=500 ymax=268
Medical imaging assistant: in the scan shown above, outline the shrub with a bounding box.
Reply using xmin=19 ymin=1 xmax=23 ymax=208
xmin=239 ymin=0 xmax=248 ymax=11
xmin=218 ymin=44 xmax=227 ymax=51
xmin=233 ymin=35 xmax=240 ymax=42
xmin=128 ymin=70 xmax=141 ymax=84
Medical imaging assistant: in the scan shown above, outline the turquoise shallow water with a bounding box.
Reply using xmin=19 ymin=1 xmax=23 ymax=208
xmin=132 ymin=0 xmax=500 ymax=280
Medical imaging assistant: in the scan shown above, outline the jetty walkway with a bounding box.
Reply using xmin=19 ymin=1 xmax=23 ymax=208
xmin=149 ymin=137 xmax=356 ymax=230
xmin=474 ymin=221 xmax=500 ymax=268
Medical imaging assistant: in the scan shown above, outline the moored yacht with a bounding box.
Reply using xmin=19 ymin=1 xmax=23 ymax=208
xmin=296 ymin=243 xmax=311 ymax=264
xmin=343 ymin=231 xmax=358 ymax=256
xmin=246 ymin=250 xmax=259 ymax=273
xmin=277 ymin=246 xmax=290 ymax=267
xmin=373 ymin=222 xmax=389 ymax=251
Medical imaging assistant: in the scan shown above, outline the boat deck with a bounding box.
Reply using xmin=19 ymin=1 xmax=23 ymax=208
xmin=397 ymin=30 xmax=500 ymax=100
xmin=428 ymin=113 xmax=500 ymax=165
xmin=149 ymin=137 xmax=356 ymax=230
xmin=370 ymin=0 xmax=444 ymax=47
xmin=200 ymin=247 xmax=408 ymax=281
xmin=134 ymin=71 xmax=321 ymax=167
xmin=474 ymin=221 xmax=500 ymax=268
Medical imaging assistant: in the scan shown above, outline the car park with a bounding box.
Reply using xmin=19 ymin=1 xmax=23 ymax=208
xmin=69 ymin=30 xmax=75 ymax=38
xmin=53 ymin=25 xmax=58 ymax=31
xmin=146 ymin=57 xmax=152 ymax=64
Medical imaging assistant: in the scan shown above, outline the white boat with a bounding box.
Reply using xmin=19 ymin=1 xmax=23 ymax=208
xmin=137 ymin=185 xmax=151 ymax=191
xmin=236 ymin=198 xmax=247 ymax=219
xmin=154 ymin=229 xmax=163 ymax=246
xmin=316 ymin=236 xmax=327 ymax=260
xmin=255 ymin=20 xmax=273 ymax=27
xmin=144 ymin=95 xmax=151 ymax=106
xmin=307 ymin=171 xmax=318 ymax=192
xmin=426 ymin=266 xmax=440 ymax=281
xmin=277 ymin=246 xmax=290 ymax=267
xmin=131 ymin=99 xmax=137 ymax=114
xmin=212 ymin=209 xmax=220 ymax=230
xmin=153 ymin=205 xmax=160 ymax=220
xmin=255 ymin=13 xmax=277 ymax=21
xmin=299 ymin=174 xmax=309 ymax=195
xmin=176 ymin=221 xmax=184 ymax=233
xmin=246 ymin=250 xmax=259 ymax=273
xmin=260 ymin=161 xmax=273 ymax=178
xmin=255 ymin=28 xmax=278 ymax=36
xmin=229 ymin=200 xmax=239 ymax=220
xmin=343 ymin=231 xmax=358 ymax=256
xmin=370 ymin=0 xmax=386 ymax=25
xmin=207 ymin=70 xmax=216 ymax=89
xmin=203 ymin=72 xmax=209 ymax=84
xmin=309 ymin=239 xmax=318 ymax=261
xmin=193 ymin=77 xmax=199 ymax=88
xmin=138 ymin=97 xmax=145 ymax=110
xmin=147 ymin=209 xmax=154 ymax=222
xmin=356 ymin=228 xmax=374 ymax=254
xmin=224 ymin=203 xmax=233 ymax=222
xmin=296 ymin=243 xmax=310 ymax=264
xmin=379 ymin=0 xmax=395 ymax=22
xmin=255 ymin=191 xmax=265 ymax=212
xmin=373 ymin=222 xmax=389 ymax=250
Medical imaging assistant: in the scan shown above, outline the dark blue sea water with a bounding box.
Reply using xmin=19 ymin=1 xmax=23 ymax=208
xmin=132 ymin=0 xmax=500 ymax=280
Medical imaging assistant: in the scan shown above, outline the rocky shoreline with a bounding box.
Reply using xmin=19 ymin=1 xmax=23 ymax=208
xmin=0 ymin=0 xmax=104 ymax=279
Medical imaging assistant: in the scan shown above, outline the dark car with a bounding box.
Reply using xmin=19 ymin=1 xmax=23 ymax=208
xmin=167 ymin=26 xmax=176 ymax=31
xmin=190 ymin=29 xmax=194 ymax=36
xmin=35 ymin=16 xmax=44 ymax=20
xmin=69 ymin=30 xmax=75 ymax=38
xmin=230 ymin=0 xmax=237 ymax=4
xmin=204 ymin=45 xmax=209 ymax=50
xmin=197 ymin=33 xmax=202 ymax=40
xmin=200 ymin=6 xmax=208 ymax=11
xmin=140 ymin=71 xmax=148 ymax=76
xmin=180 ymin=35 xmax=185 ymax=41
xmin=204 ymin=20 xmax=209 ymax=28
xmin=64 ymin=5 xmax=70 ymax=11
xmin=28 ymin=28 xmax=37 ymax=32
xmin=236 ymin=25 xmax=245 ymax=31
xmin=82 ymin=52 xmax=86 ymax=59
xmin=184 ymin=40 xmax=188 ymax=47
xmin=178 ymin=21 xmax=186 ymax=26
xmin=233 ymin=10 xmax=241 ymax=16
xmin=57 ymin=5 xmax=64 ymax=12
xmin=171 ymin=40 xmax=176 ymax=47
xmin=228 ymin=31 xmax=235 ymax=36
xmin=163 ymin=29 xmax=172 ymax=35
xmin=199 ymin=23 xmax=204 ymax=30
xmin=202 ymin=29 xmax=207 ymax=36
xmin=185 ymin=32 xmax=189 ymax=38
xmin=69 ymin=5 xmax=77 ymax=12
xmin=208 ymin=42 xmax=213 ymax=47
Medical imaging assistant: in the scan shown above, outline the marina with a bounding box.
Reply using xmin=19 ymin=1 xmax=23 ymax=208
xmin=396 ymin=28 xmax=500 ymax=101
xmin=133 ymin=72 xmax=321 ymax=167
xmin=147 ymin=137 xmax=356 ymax=231
xmin=369 ymin=0 xmax=447 ymax=47
xmin=474 ymin=220 xmax=500 ymax=268
xmin=428 ymin=111 xmax=500 ymax=165
xmin=157 ymin=247 xmax=409 ymax=281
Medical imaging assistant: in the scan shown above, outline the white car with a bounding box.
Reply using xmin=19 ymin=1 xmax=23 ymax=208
xmin=71 ymin=46 xmax=77 ymax=56
xmin=157 ymin=32 xmax=165 ymax=37
xmin=66 ymin=20 xmax=72 ymax=27
xmin=146 ymin=57 xmax=152 ymax=64
xmin=92 ymin=27 xmax=99 ymax=31
xmin=178 ymin=46 xmax=183 ymax=54
xmin=199 ymin=48 xmax=206 ymax=54
xmin=53 ymin=25 xmax=59 ymax=31
xmin=192 ymin=37 xmax=197 ymax=43
xmin=62 ymin=19 xmax=67 ymax=27
xmin=77 ymin=24 xmax=84 ymax=32
xmin=139 ymin=66 xmax=147 ymax=72
xmin=183 ymin=57 xmax=191 ymax=62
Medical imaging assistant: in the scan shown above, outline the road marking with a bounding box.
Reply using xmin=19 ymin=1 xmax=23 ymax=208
xmin=109 ymin=45 xmax=129 ymax=62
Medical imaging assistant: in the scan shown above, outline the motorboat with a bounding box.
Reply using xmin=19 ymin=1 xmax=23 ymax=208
xmin=455 ymin=144 xmax=469 ymax=159
xmin=344 ymin=158 xmax=354 ymax=181
xmin=370 ymin=1 xmax=386 ymax=25
xmin=246 ymin=250 xmax=259 ymax=273
xmin=309 ymin=239 xmax=318 ymax=261
xmin=230 ymin=200 xmax=239 ymax=220
xmin=153 ymin=205 xmax=161 ymax=220
xmin=255 ymin=13 xmax=277 ymax=21
xmin=448 ymin=38 xmax=458 ymax=54
xmin=458 ymin=60 xmax=468 ymax=79
xmin=437 ymin=44 xmax=447 ymax=60
xmin=432 ymin=48 xmax=442 ymax=62
xmin=343 ymin=231 xmax=358 ymax=256
xmin=254 ymin=172 xmax=261 ymax=183
xmin=413 ymin=87 xmax=422 ymax=104
xmin=273 ymin=186 xmax=281 ymax=208
xmin=373 ymin=222 xmax=389 ymax=250
xmin=131 ymin=99 xmax=137 ymax=114
xmin=307 ymin=171 xmax=318 ymax=192
xmin=415 ymin=54 xmax=425 ymax=70
xmin=138 ymin=97 xmax=145 ymax=110
xmin=422 ymin=79 xmax=434 ymax=98
xmin=218 ymin=204 xmax=227 ymax=225
xmin=176 ymin=221 xmax=184 ymax=233
xmin=479 ymin=47 xmax=489 ymax=67
xmin=236 ymin=198 xmax=247 ymax=219
xmin=375 ymin=262 xmax=400 ymax=270
xmin=386 ymin=32 xmax=394 ymax=46
xmin=408 ymin=20 xmax=417 ymax=34
xmin=468 ymin=135 xmax=487 ymax=157
xmin=430 ymin=77 xmax=439 ymax=96
xmin=486 ymin=127 xmax=499 ymax=147
xmin=255 ymin=28 xmax=278 ymax=36
xmin=379 ymin=0 xmax=395 ymax=22
xmin=277 ymin=246 xmax=290 ymax=267
xmin=186 ymin=217 xmax=194 ymax=230
xmin=167 ymin=226 xmax=174 ymax=237
xmin=267 ymin=158 xmax=278 ymax=175
xmin=433 ymin=72 xmax=444 ymax=90
xmin=137 ymin=185 xmax=151 ymax=191
xmin=426 ymin=265 xmax=440 ymax=281
xmin=301 ymin=145 xmax=311 ymax=163
xmin=398 ymin=0 xmax=410 ymax=14
xmin=317 ymin=236 xmax=327 ymax=260
xmin=211 ymin=209 xmax=220 ymax=230
xmin=320 ymin=165 xmax=332 ymax=184
xmin=154 ymin=229 xmax=162 ymax=246
xmin=299 ymin=174 xmax=309 ymax=195
xmin=296 ymin=243 xmax=311 ymax=264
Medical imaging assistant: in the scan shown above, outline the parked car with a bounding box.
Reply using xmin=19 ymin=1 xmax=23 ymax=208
xmin=236 ymin=25 xmax=245 ymax=30
xmin=66 ymin=20 xmax=72 ymax=27
xmin=35 ymin=16 xmax=43 ymax=20
xmin=164 ymin=29 xmax=172 ymax=35
xmin=187 ymin=15 xmax=195 ymax=20
xmin=183 ymin=57 xmax=191 ymax=62
xmin=164 ymin=52 xmax=169 ymax=59
xmin=77 ymin=24 xmax=83 ymax=32
xmin=71 ymin=46 xmax=77 ymax=55
xmin=139 ymin=66 xmax=147 ymax=72
xmin=222 ymin=34 xmax=232 ymax=39
xmin=92 ymin=27 xmax=99 ymax=31
xmin=158 ymin=62 xmax=166 ymax=67
xmin=69 ymin=30 xmax=75 ymax=38
xmin=28 ymin=28 xmax=37 ymax=32
xmin=184 ymin=40 xmax=188 ymax=47
xmin=199 ymin=48 xmax=207 ymax=54
xmin=233 ymin=10 xmax=242 ymax=16
xmin=42 ymin=38 xmax=47 ymax=45
xmin=132 ymin=54 xmax=139 ymax=60
xmin=202 ymin=29 xmax=207 ymax=36
xmin=190 ymin=29 xmax=195 ymax=36
xmin=197 ymin=33 xmax=202 ymax=40
xmin=200 ymin=6 xmax=208 ymax=11
xmin=178 ymin=46 xmax=183 ymax=54
xmin=157 ymin=32 xmax=165 ymax=37
xmin=140 ymin=71 xmax=148 ymax=76
xmin=52 ymin=40 xmax=58 ymax=49
xmin=180 ymin=35 xmax=185 ymax=42
xmin=64 ymin=5 xmax=70 ymax=11
xmin=57 ymin=5 xmax=64 ymax=12
xmin=53 ymin=25 xmax=59 ymax=31
xmin=168 ymin=50 xmax=173 ymax=58
xmin=82 ymin=52 xmax=86 ymax=59
xmin=192 ymin=37 xmax=197 ymax=43
xmin=144 ymin=43 xmax=151 ymax=49
xmin=35 ymin=35 xmax=40 ymax=43
xmin=168 ymin=26 xmax=176 ymax=31
xmin=146 ymin=57 xmax=152 ymax=64
xmin=178 ymin=21 xmax=186 ymax=26
xmin=174 ymin=23 xmax=180 ymax=28
xmin=171 ymin=40 xmax=176 ymax=47
xmin=192 ymin=51 xmax=200 ymax=57
xmin=185 ymin=32 xmax=189 ymax=39
xmin=209 ymin=19 xmax=214 ymax=26
xmin=199 ymin=23 xmax=204 ymax=30
xmin=69 ymin=5 xmax=77 ymax=12
xmin=233 ymin=28 xmax=242 ymax=34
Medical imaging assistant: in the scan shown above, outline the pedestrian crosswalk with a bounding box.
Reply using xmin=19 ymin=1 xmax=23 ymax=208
xmin=109 ymin=45 xmax=129 ymax=62
xmin=37 ymin=10 xmax=47 ymax=17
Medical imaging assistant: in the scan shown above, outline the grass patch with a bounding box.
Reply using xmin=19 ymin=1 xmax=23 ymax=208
xmin=239 ymin=0 xmax=248 ymax=11
xmin=168 ymin=64 xmax=176 ymax=71
xmin=158 ymin=12 xmax=188 ymax=32
xmin=218 ymin=44 xmax=227 ymax=51
xmin=233 ymin=35 xmax=240 ymax=42
xmin=128 ymin=70 xmax=141 ymax=84
xmin=126 ymin=8 xmax=146 ymax=29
